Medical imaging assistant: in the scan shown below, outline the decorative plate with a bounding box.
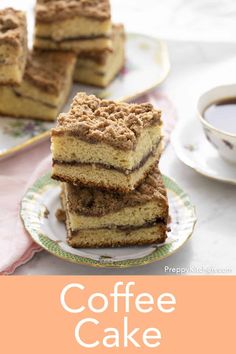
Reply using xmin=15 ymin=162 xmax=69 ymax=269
xmin=0 ymin=33 xmax=170 ymax=161
xmin=171 ymin=119 xmax=236 ymax=185
xmin=20 ymin=173 xmax=196 ymax=268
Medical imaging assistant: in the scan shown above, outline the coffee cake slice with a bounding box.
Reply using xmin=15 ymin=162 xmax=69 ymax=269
xmin=34 ymin=0 xmax=112 ymax=53
xmin=60 ymin=167 xmax=168 ymax=248
xmin=0 ymin=8 xmax=27 ymax=85
xmin=0 ymin=50 xmax=76 ymax=121
xmin=74 ymin=24 xmax=125 ymax=87
xmin=51 ymin=93 xmax=163 ymax=192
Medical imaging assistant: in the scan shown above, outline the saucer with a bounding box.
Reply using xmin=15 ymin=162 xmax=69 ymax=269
xmin=171 ymin=118 xmax=236 ymax=185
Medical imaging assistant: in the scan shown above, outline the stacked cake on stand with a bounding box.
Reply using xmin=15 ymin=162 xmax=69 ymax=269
xmin=34 ymin=0 xmax=125 ymax=88
xmin=51 ymin=93 xmax=169 ymax=248
xmin=0 ymin=7 xmax=76 ymax=121
xmin=0 ymin=1 xmax=125 ymax=121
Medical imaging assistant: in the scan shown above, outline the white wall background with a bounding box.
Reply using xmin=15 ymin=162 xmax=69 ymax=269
xmin=111 ymin=0 xmax=236 ymax=42
xmin=1 ymin=0 xmax=236 ymax=42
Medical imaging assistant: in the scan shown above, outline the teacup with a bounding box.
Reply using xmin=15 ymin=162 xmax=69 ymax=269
xmin=197 ymin=84 xmax=236 ymax=164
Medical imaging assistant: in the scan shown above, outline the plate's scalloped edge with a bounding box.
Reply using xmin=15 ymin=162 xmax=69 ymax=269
xmin=0 ymin=33 xmax=170 ymax=161
xmin=20 ymin=172 xmax=197 ymax=269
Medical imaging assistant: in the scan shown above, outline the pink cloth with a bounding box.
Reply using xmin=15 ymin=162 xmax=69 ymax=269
xmin=0 ymin=142 xmax=51 ymax=275
xmin=0 ymin=90 xmax=176 ymax=275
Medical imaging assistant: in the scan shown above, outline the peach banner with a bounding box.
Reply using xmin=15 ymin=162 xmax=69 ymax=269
xmin=0 ymin=276 xmax=235 ymax=353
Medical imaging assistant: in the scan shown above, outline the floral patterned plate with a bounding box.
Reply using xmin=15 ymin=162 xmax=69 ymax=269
xmin=172 ymin=118 xmax=236 ymax=185
xmin=20 ymin=173 xmax=196 ymax=268
xmin=0 ymin=33 xmax=170 ymax=160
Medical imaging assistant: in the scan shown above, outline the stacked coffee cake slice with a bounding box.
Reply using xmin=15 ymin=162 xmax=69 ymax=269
xmin=0 ymin=0 xmax=125 ymax=122
xmin=51 ymin=92 xmax=169 ymax=248
xmin=34 ymin=0 xmax=125 ymax=88
xmin=0 ymin=7 xmax=76 ymax=121
xmin=34 ymin=0 xmax=112 ymax=53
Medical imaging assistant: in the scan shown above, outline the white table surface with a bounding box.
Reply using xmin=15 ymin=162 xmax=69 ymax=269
xmin=2 ymin=0 xmax=236 ymax=275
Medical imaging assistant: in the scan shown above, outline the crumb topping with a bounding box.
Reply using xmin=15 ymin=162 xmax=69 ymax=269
xmin=24 ymin=50 xmax=76 ymax=94
xmin=64 ymin=167 xmax=168 ymax=217
xmin=36 ymin=0 xmax=111 ymax=23
xmin=0 ymin=8 xmax=27 ymax=47
xmin=53 ymin=93 xmax=162 ymax=150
